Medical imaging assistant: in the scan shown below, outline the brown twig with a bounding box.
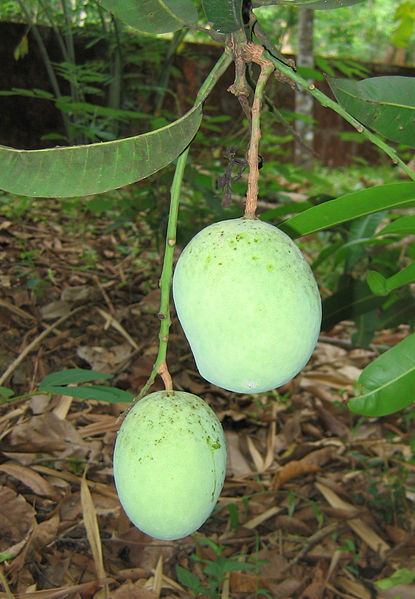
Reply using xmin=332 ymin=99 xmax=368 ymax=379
xmin=157 ymin=359 xmax=173 ymax=391
xmin=241 ymin=43 xmax=274 ymax=219
xmin=281 ymin=522 xmax=343 ymax=572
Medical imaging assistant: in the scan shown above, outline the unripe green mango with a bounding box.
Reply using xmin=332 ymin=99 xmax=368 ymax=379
xmin=173 ymin=217 xmax=321 ymax=394
xmin=113 ymin=390 xmax=226 ymax=540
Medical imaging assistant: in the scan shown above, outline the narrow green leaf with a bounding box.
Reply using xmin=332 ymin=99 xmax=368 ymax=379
xmin=377 ymin=214 xmax=415 ymax=236
xmin=42 ymin=385 xmax=134 ymax=403
xmin=300 ymin=0 xmax=366 ymax=7
xmin=0 ymin=87 xmax=55 ymax=100
xmin=99 ymin=0 xmax=197 ymax=34
xmin=279 ymin=183 xmax=415 ymax=238
xmin=328 ymin=76 xmax=415 ymax=148
xmin=385 ymin=261 xmax=415 ymax=292
xmin=349 ymin=333 xmax=415 ymax=416
xmin=379 ymin=296 xmax=415 ymax=329
xmin=334 ymin=237 xmax=388 ymax=268
xmin=39 ymin=368 xmax=112 ymax=388
xmin=345 ymin=212 xmax=386 ymax=271
xmin=351 ymin=310 xmax=378 ymax=348
xmin=202 ymin=0 xmax=243 ymax=33
xmin=261 ymin=200 xmax=314 ymax=221
xmin=0 ymin=104 xmax=202 ymax=197
xmin=322 ymin=279 xmax=385 ymax=331
xmin=252 ymin=0 xmax=366 ymax=8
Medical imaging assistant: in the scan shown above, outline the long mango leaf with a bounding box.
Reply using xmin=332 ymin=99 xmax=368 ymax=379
xmin=328 ymin=76 xmax=415 ymax=148
xmin=377 ymin=214 xmax=415 ymax=236
xmin=321 ymin=279 xmax=385 ymax=332
xmin=39 ymin=368 xmax=112 ymax=388
xmin=99 ymin=0 xmax=197 ymax=34
xmin=252 ymin=0 xmax=366 ymax=9
xmin=279 ymin=182 xmax=415 ymax=238
xmin=0 ymin=104 xmax=201 ymax=198
xmin=42 ymin=384 xmax=135 ymax=403
xmin=349 ymin=333 xmax=415 ymax=416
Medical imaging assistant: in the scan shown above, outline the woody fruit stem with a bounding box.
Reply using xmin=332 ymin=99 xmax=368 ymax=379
xmin=243 ymin=44 xmax=274 ymax=219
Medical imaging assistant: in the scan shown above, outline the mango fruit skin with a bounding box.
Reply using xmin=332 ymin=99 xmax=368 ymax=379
xmin=173 ymin=217 xmax=321 ymax=394
xmin=113 ymin=390 xmax=226 ymax=540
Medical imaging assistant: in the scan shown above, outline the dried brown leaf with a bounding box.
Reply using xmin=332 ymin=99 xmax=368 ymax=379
xmin=315 ymin=482 xmax=390 ymax=558
xmin=0 ymin=462 xmax=61 ymax=500
xmin=80 ymin=475 xmax=106 ymax=582
xmin=225 ymin=431 xmax=253 ymax=477
xmin=273 ymin=447 xmax=336 ymax=491
xmin=110 ymin=581 xmax=157 ymax=599
xmin=32 ymin=514 xmax=60 ymax=551
xmin=8 ymin=412 xmax=89 ymax=456
xmin=0 ymin=486 xmax=35 ymax=553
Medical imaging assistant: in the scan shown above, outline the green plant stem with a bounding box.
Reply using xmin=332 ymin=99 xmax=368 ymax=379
xmin=264 ymin=50 xmax=415 ymax=181
xmin=135 ymin=148 xmax=187 ymax=401
xmin=38 ymin=0 xmax=70 ymax=62
xmin=245 ymin=57 xmax=274 ymax=218
xmin=135 ymin=50 xmax=233 ymax=401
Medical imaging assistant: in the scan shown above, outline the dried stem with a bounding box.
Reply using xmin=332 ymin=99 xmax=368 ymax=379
xmin=242 ymin=43 xmax=274 ymax=219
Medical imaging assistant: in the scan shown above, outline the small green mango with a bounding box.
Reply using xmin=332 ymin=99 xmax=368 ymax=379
xmin=113 ymin=390 xmax=226 ymax=540
xmin=173 ymin=217 xmax=321 ymax=393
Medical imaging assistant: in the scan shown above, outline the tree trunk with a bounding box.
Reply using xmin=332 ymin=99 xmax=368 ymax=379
xmin=294 ymin=7 xmax=314 ymax=168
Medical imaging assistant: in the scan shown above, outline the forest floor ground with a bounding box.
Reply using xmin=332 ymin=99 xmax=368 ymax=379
xmin=0 ymin=193 xmax=414 ymax=599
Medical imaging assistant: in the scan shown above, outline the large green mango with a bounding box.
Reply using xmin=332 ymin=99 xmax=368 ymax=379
xmin=113 ymin=390 xmax=226 ymax=540
xmin=173 ymin=217 xmax=321 ymax=393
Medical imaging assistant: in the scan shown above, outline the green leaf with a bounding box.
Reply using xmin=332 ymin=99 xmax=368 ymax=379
xmin=345 ymin=212 xmax=386 ymax=271
xmin=252 ymin=0 xmax=366 ymax=8
xmin=368 ymin=263 xmax=415 ymax=295
xmin=391 ymin=1 xmax=415 ymax=48
xmin=261 ymin=199 xmax=314 ymax=221
xmin=202 ymin=0 xmax=243 ymax=33
xmin=0 ymin=104 xmax=202 ymax=197
xmin=99 ymin=0 xmax=197 ymax=33
xmin=279 ymin=183 xmax=415 ymax=238
xmin=328 ymin=76 xmax=415 ymax=148
xmin=0 ymin=551 xmax=13 ymax=563
xmin=367 ymin=270 xmax=389 ymax=296
xmin=322 ymin=279 xmax=385 ymax=331
xmin=301 ymin=0 xmax=366 ymax=8
xmin=377 ymin=214 xmax=415 ymax=236
xmin=376 ymin=568 xmax=415 ymax=590
xmin=175 ymin=565 xmax=203 ymax=593
xmin=39 ymin=368 xmax=112 ymax=389
xmin=42 ymin=385 xmax=134 ymax=403
xmin=352 ymin=310 xmax=378 ymax=348
xmin=0 ymin=386 xmax=14 ymax=400
xmin=0 ymin=87 xmax=55 ymax=100
xmin=349 ymin=333 xmax=415 ymax=416
xmin=14 ymin=34 xmax=28 ymax=61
